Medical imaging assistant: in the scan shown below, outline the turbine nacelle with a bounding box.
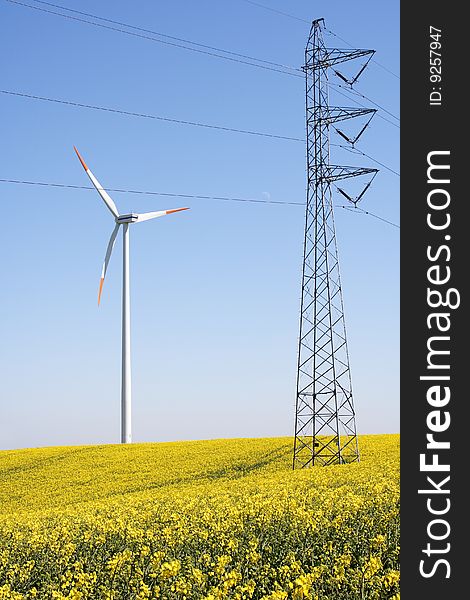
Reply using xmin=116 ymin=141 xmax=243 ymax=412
xmin=116 ymin=213 xmax=139 ymax=224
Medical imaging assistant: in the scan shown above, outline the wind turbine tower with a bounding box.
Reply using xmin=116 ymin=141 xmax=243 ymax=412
xmin=74 ymin=147 xmax=188 ymax=443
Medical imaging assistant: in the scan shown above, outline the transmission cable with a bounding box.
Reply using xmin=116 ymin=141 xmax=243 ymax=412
xmin=26 ymin=0 xmax=302 ymax=74
xmin=1 ymin=89 xmax=400 ymax=176
xmin=325 ymin=28 xmax=399 ymax=80
xmin=330 ymin=84 xmax=400 ymax=129
xmin=337 ymin=204 xmax=399 ymax=229
xmin=0 ymin=178 xmax=399 ymax=228
xmin=331 ymin=82 xmax=399 ymax=122
xmin=5 ymin=0 xmax=303 ymax=78
xmin=336 ymin=144 xmax=400 ymax=177
xmin=238 ymin=0 xmax=310 ymax=23
xmin=0 ymin=89 xmax=304 ymax=143
xmin=6 ymin=0 xmax=400 ymax=125
xmin=0 ymin=178 xmax=304 ymax=206
xmin=238 ymin=1 xmax=399 ymax=81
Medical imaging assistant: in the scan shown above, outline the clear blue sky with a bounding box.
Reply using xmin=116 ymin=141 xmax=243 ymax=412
xmin=0 ymin=0 xmax=399 ymax=450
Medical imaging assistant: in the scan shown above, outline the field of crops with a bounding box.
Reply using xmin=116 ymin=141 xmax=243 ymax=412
xmin=0 ymin=435 xmax=399 ymax=599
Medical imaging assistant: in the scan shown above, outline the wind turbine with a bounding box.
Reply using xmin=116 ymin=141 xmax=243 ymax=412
xmin=74 ymin=147 xmax=189 ymax=444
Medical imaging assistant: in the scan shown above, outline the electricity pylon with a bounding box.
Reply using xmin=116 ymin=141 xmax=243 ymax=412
xmin=293 ymin=19 xmax=378 ymax=468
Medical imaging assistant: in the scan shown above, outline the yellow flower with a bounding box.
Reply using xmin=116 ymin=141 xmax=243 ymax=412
xmin=0 ymin=435 xmax=400 ymax=600
xmin=160 ymin=559 xmax=181 ymax=579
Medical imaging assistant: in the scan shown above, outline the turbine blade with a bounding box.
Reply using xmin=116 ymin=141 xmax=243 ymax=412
xmin=74 ymin=147 xmax=120 ymax=218
xmin=98 ymin=223 xmax=120 ymax=305
xmin=136 ymin=207 xmax=189 ymax=223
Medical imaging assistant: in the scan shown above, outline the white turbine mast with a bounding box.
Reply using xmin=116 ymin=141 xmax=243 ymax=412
xmin=74 ymin=147 xmax=189 ymax=443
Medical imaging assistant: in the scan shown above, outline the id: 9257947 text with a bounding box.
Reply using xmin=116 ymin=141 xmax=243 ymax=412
xmin=429 ymin=26 xmax=442 ymax=106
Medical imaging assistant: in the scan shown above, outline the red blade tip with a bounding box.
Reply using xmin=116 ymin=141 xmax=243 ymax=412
xmin=74 ymin=146 xmax=88 ymax=171
xmin=166 ymin=207 xmax=190 ymax=215
xmin=98 ymin=277 xmax=104 ymax=306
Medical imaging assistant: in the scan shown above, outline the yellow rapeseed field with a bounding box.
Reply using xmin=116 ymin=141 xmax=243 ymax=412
xmin=0 ymin=435 xmax=399 ymax=599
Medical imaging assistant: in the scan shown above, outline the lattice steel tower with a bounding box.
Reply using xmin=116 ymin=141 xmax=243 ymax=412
xmin=293 ymin=19 xmax=378 ymax=468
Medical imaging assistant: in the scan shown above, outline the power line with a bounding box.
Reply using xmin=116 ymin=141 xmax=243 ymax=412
xmin=236 ymin=1 xmax=399 ymax=81
xmin=6 ymin=1 xmax=400 ymax=127
xmin=325 ymin=27 xmax=400 ymax=80
xmin=1 ymin=88 xmax=401 ymax=176
xmin=337 ymin=144 xmax=400 ymax=177
xmin=330 ymin=84 xmax=400 ymax=129
xmin=27 ymin=0 xmax=302 ymax=74
xmin=344 ymin=85 xmax=399 ymax=122
xmin=4 ymin=2 xmax=399 ymax=217
xmin=0 ymin=178 xmax=399 ymax=228
xmin=333 ymin=82 xmax=399 ymax=122
xmin=337 ymin=205 xmax=400 ymax=229
xmin=6 ymin=0 xmax=303 ymax=78
xmin=0 ymin=89 xmax=304 ymax=143
xmin=239 ymin=0 xmax=310 ymax=24
xmin=0 ymin=178 xmax=303 ymax=206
